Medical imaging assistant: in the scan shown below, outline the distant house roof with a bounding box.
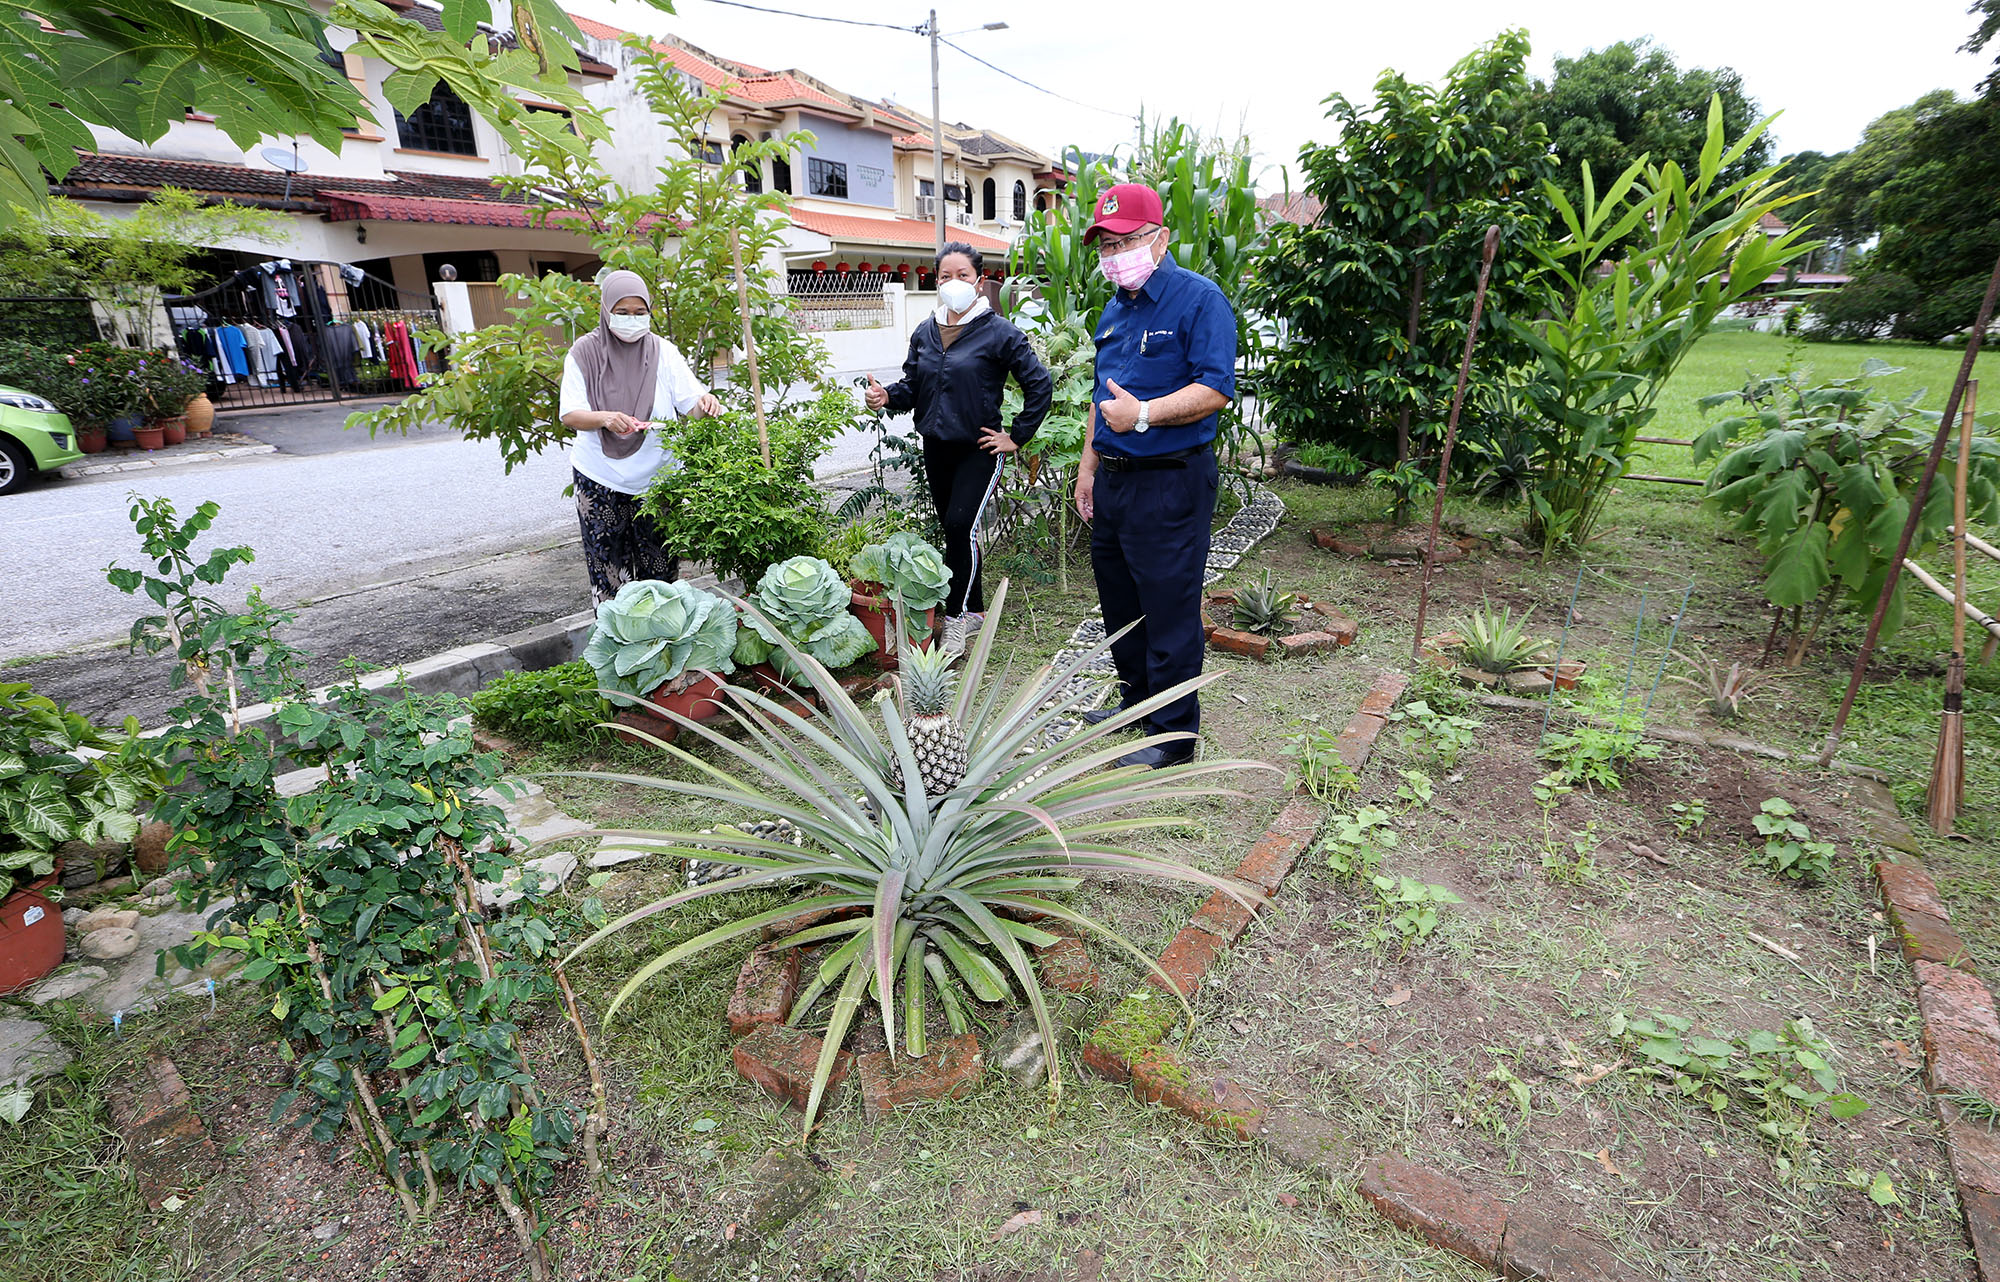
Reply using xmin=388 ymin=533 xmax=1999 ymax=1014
xmin=395 ymin=3 xmax=612 ymax=76
xmin=1258 ymin=192 xmax=1322 ymax=224
xmin=1757 ymin=212 xmax=1790 ymax=232
xmin=787 ymin=208 xmax=1008 ymax=253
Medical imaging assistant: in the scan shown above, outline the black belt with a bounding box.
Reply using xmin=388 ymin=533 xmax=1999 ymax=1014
xmin=1098 ymin=444 xmax=1209 ymax=472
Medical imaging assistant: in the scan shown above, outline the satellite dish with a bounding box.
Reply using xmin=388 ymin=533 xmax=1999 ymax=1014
xmin=261 ymin=146 xmax=307 ymax=173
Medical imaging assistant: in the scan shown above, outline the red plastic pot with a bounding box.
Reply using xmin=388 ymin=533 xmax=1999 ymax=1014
xmin=849 ymin=581 xmax=936 ymax=671
xmin=158 ymin=416 xmax=187 ymax=446
xmin=642 ymin=671 xmax=728 ymax=724
xmin=0 ymin=888 xmax=66 ymax=996
xmin=133 ymin=424 xmax=165 ymax=451
xmin=76 ymin=425 xmax=108 ymax=454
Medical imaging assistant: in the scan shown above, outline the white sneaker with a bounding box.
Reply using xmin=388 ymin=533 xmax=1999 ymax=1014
xmin=941 ymin=614 xmax=969 ymax=659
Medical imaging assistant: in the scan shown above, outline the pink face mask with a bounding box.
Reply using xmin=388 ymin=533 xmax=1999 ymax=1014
xmin=1100 ymin=233 xmax=1160 ymax=291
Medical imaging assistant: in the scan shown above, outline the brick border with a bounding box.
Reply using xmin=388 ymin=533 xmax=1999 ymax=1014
xmin=1850 ymin=778 xmax=2000 ymax=1281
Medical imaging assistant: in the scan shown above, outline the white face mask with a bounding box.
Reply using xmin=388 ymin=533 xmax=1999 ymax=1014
xmin=608 ymin=313 xmax=651 ymax=342
xmin=938 ymin=279 xmax=979 ymax=315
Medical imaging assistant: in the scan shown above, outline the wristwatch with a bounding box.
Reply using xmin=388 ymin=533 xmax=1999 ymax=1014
xmin=1134 ymin=399 xmax=1151 ymax=434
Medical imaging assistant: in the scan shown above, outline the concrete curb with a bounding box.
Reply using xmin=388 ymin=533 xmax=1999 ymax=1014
xmin=61 ymin=440 xmax=276 ymax=478
xmin=1850 ymin=781 xmax=2000 ymax=1282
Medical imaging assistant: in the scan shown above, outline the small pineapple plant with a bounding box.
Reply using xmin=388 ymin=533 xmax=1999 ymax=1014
xmin=1449 ymin=599 xmax=1554 ymax=674
xmin=1230 ymin=571 xmax=1299 ymax=636
xmin=894 ymin=641 xmax=968 ymax=797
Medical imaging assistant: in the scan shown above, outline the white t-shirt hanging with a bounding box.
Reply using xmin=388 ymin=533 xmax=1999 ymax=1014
xmin=559 ymin=336 xmax=709 ymax=495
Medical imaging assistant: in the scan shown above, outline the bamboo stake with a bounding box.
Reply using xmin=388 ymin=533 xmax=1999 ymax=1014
xmin=1412 ymin=225 xmax=1502 ymax=663
xmin=1929 ymin=382 xmax=1976 ymax=832
xmin=1821 ymin=246 xmax=2000 ymax=765
xmin=729 ymin=229 xmax=770 ymax=467
xmin=554 ymin=965 xmax=609 ymax=1187
xmin=1900 ymin=559 xmax=2000 ymax=644
xmin=1948 ymin=526 xmax=2000 ymax=566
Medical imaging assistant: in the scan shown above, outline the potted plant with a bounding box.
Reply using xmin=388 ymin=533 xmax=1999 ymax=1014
xmin=848 ymin=531 xmax=950 ymax=667
xmin=141 ymin=354 xmax=206 ymax=446
xmin=582 ymin=579 xmax=739 ymax=726
xmin=0 ymin=682 xmax=161 ymax=993
xmin=57 ymin=344 xmax=147 ymax=447
xmin=1279 ymin=440 xmax=1369 ymax=486
xmin=732 ymin=555 xmax=876 ymax=686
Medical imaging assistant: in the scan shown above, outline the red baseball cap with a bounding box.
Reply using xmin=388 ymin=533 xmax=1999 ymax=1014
xmin=1084 ymin=183 xmax=1164 ymax=243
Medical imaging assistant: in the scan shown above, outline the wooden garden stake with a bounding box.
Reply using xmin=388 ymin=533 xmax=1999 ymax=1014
xmin=1412 ymin=225 xmax=1502 ymax=663
xmin=729 ymin=229 xmax=770 ymax=467
xmin=1821 ymin=246 xmax=2000 ymax=765
xmin=554 ymin=965 xmax=610 ymax=1186
xmin=1928 ymin=380 xmax=1976 ymax=832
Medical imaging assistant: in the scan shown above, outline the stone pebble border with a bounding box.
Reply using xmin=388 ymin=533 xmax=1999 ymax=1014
xmin=1848 ymin=781 xmax=2000 ymax=1282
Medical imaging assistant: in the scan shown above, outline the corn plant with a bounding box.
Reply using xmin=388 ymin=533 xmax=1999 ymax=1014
xmin=562 ymin=580 xmax=1270 ymax=1134
xmin=1514 ymin=99 xmax=1818 ymax=549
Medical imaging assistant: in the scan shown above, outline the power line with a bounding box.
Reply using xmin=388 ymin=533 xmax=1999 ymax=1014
xmin=939 ymin=36 xmax=1134 ymax=120
xmin=690 ymin=0 xmax=922 ymax=33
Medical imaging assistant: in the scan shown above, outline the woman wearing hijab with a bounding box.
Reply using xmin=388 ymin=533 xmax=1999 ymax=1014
xmin=865 ymin=242 xmax=1052 ymax=654
xmin=560 ymin=270 xmax=723 ymax=602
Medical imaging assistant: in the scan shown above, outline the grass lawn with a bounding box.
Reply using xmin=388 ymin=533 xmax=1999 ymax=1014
xmin=8 ymin=329 xmax=2000 ymax=1282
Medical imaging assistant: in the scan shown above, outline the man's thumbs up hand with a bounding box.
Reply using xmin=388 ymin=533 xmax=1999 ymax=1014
xmin=1100 ymin=379 xmax=1142 ymax=433
xmin=863 ymin=373 xmax=889 ymax=410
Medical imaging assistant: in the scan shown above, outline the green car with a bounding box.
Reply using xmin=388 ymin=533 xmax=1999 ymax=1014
xmin=0 ymin=384 xmax=82 ymax=496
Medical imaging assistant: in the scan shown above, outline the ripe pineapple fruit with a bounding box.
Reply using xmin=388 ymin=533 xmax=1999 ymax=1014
xmin=894 ymin=642 xmax=969 ymax=797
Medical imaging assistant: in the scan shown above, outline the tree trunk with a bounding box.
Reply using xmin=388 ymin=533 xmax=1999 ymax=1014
xmin=1394 ymin=173 xmax=1439 ymax=527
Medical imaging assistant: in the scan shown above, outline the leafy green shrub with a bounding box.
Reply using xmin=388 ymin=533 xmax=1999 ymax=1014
xmin=1750 ymin=797 xmax=1836 ymax=881
xmin=1362 ymin=875 xmax=1461 ymax=952
xmin=1388 ymin=699 xmax=1482 ymax=767
xmin=641 ymin=392 xmax=851 ymax=586
xmin=467 ymin=662 xmax=609 ymax=745
xmin=1694 ymin=358 xmax=2000 ymax=663
xmin=1287 ymin=722 xmax=1358 ymax=801
xmin=1288 ymin=440 xmax=1368 ymax=474
xmin=0 ymin=681 xmax=161 ymax=892
xmin=732 ymin=556 xmax=875 ymax=678
xmin=581 ymin=579 xmax=736 ymax=705
xmin=1320 ymin=806 xmax=1396 ymax=880
xmin=1804 ymin=271 xmax=1921 ymax=342
xmin=1537 ymin=679 xmax=1659 ymax=789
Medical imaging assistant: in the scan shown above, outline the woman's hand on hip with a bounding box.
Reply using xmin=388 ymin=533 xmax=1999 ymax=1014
xmin=977 ymin=427 xmax=1018 ymax=456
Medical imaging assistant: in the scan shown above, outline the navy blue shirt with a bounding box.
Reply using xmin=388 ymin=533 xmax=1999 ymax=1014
xmin=1091 ymin=255 xmax=1237 ymax=458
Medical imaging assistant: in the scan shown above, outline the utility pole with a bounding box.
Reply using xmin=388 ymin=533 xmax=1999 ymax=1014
xmin=929 ymin=8 xmax=944 ymax=254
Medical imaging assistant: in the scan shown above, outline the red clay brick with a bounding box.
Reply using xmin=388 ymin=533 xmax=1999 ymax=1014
xmin=732 ymin=1023 xmax=852 ymax=1112
xmin=1146 ymin=926 xmax=1229 ymax=998
xmin=855 ymin=1033 xmax=983 ymax=1119
xmin=108 ymin=1056 xmax=218 ymax=1209
xmin=1356 ymin=670 xmax=1412 ymax=720
xmin=1190 ymin=888 xmax=1258 ymax=944
xmin=1942 ymin=1099 xmax=2000 ymax=1196
xmin=1207 ymin=627 xmax=1272 ymax=659
xmin=1235 ymin=826 xmax=1313 ymax=895
xmin=1276 ymin=631 xmax=1338 ymax=657
xmin=1878 ymin=858 xmax=1949 ymax=919
xmin=1918 ymin=962 xmax=2000 ymax=1107
xmin=1957 ymin=1186 xmax=2000 ymax=1282
xmin=609 ymin=707 xmax=679 ymax=746
xmin=1128 ymin=1045 xmax=1267 ymax=1140
xmin=728 ymin=944 xmax=802 ymax=1036
xmin=1891 ymin=905 xmax=1977 ymax=973
xmin=1335 ymin=716 xmax=1386 ymax=770
xmin=1034 ymin=925 xmax=1101 ymax=993
xmin=1359 ymin=1155 xmax=1507 ymax=1269
xmin=1498 ymin=1209 xmax=1643 ymax=1281
xmin=1318 ymin=613 xmax=1360 ymax=645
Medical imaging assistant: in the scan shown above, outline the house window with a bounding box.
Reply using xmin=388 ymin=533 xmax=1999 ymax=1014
xmin=733 ymin=135 xmax=761 ymax=193
xmin=687 ymin=136 xmax=724 ymax=164
xmin=944 ymin=183 xmax=964 ymax=204
xmin=981 ymin=178 xmax=996 ymax=221
xmin=423 ymin=250 xmax=499 ymax=283
xmin=808 ymin=157 xmax=848 ymax=199
xmin=526 ymin=104 xmax=577 ymax=136
xmin=963 ymin=184 xmax=974 ymax=216
xmin=1011 ymin=180 xmax=1026 ymax=221
xmin=772 ymin=155 xmax=792 ymax=194
xmin=395 ymin=82 xmax=479 ymax=155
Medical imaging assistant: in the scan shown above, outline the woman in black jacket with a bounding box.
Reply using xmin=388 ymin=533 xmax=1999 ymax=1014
xmin=865 ymin=241 xmax=1053 ymax=654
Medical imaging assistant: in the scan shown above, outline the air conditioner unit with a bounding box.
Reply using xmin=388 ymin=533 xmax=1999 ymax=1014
xmin=915 ymin=195 xmax=936 ymax=219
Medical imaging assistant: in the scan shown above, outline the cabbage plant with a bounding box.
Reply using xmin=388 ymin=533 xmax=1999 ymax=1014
xmin=733 ymin=555 xmax=875 ymax=677
xmin=582 ymin=580 xmax=738 ymax=706
xmin=851 ymin=532 xmax=951 ymax=640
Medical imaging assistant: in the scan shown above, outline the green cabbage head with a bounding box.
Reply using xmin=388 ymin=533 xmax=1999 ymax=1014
xmin=583 ymin=579 xmax=738 ymax=705
xmin=850 ymin=531 xmax=950 ymax=613
xmin=733 ymin=555 xmax=874 ymax=677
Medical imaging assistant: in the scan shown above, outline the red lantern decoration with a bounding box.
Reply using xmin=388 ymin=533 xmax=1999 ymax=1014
xmin=812 ymin=260 xmax=827 ymax=272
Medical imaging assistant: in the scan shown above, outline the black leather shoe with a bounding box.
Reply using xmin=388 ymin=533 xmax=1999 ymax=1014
xmin=1080 ymin=707 xmax=1134 ymax=727
xmin=1116 ymin=744 xmax=1196 ymax=770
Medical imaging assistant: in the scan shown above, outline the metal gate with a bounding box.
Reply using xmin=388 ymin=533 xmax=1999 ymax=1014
xmin=164 ymin=261 xmax=442 ymax=411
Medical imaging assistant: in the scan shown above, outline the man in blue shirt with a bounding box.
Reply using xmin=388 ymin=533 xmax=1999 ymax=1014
xmin=1073 ymin=183 xmax=1237 ymax=768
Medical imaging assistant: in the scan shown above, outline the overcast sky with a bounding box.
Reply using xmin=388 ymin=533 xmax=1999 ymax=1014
xmin=566 ymin=0 xmax=1993 ymax=187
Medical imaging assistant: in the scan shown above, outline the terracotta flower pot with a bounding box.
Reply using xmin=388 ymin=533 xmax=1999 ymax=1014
xmin=133 ymin=424 xmax=165 ymax=451
xmin=76 ymin=424 xmax=108 ymax=454
xmin=184 ymin=393 xmax=215 ymax=437
xmin=849 ymin=580 xmax=936 ymax=671
xmin=641 ymin=671 xmax=728 ymax=724
xmin=157 ymin=416 xmax=187 ymax=446
xmin=0 ymin=889 xmax=66 ymax=996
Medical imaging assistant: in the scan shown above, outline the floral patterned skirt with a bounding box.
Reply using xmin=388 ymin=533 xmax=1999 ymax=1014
xmin=574 ymin=469 xmax=679 ymax=603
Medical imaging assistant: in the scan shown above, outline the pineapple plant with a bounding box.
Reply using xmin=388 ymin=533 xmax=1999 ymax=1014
xmin=1230 ymin=571 xmax=1298 ymax=636
xmin=894 ymin=641 xmax=968 ymax=796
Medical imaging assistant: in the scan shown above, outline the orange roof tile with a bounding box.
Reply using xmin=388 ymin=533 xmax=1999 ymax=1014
xmin=788 ymin=209 xmax=1008 ymax=253
xmin=566 ymin=11 xmax=627 ymax=41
